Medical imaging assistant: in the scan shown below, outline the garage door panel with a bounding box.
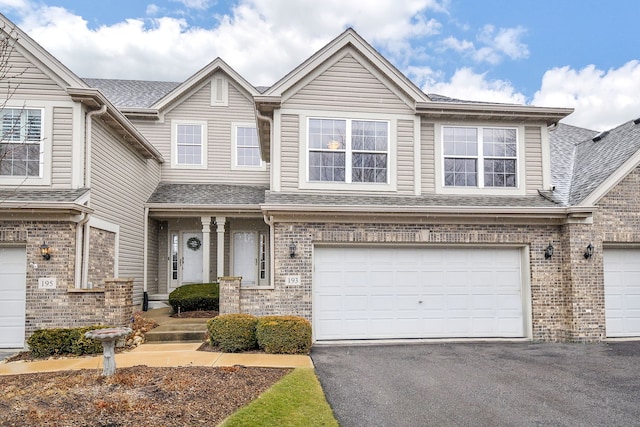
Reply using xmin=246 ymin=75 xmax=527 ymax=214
xmin=314 ymin=246 xmax=525 ymax=340
xmin=0 ymin=246 xmax=27 ymax=348
xmin=604 ymin=249 xmax=640 ymax=337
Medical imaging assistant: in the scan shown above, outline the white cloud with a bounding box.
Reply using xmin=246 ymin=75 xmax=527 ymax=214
xmin=439 ymin=24 xmax=528 ymax=65
xmin=172 ymin=0 xmax=211 ymax=9
xmin=532 ymin=61 xmax=640 ymax=131
xmin=3 ymin=0 xmax=447 ymax=85
xmin=423 ymin=67 xmax=527 ymax=104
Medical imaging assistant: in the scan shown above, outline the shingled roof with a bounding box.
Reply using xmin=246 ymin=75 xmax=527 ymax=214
xmin=549 ymin=119 xmax=640 ymax=206
xmin=83 ymin=78 xmax=180 ymax=108
xmin=147 ymin=183 xmax=267 ymax=206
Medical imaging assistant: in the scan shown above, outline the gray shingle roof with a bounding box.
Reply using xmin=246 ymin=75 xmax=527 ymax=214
xmin=548 ymin=123 xmax=598 ymax=205
xmin=549 ymin=120 xmax=640 ymax=205
xmin=83 ymin=78 xmax=180 ymax=108
xmin=264 ymin=191 xmax=558 ymax=208
xmin=0 ymin=188 xmax=89 ymax=203
xmin=147 ymin=183 xmax=267 ymax=206
xmin=570 ymin=119 xmax=640 ymax=205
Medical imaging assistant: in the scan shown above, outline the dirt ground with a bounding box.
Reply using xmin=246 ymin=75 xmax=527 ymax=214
xmin=0 ymin=365 xmax=290 ymax=427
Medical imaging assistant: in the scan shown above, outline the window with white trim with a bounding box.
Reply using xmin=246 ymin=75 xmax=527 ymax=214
xmin=234 ymin=125 xmax=261 ymax=167
xmin=0 ymin=108 xmax=42 ymax=177
xmin=443 ymin=126 xmax=517 ymax=188
xmin=173 ymin=121 xmax=206 ymax=167
xmin=308 ymin=118 xmax=388 ymax=183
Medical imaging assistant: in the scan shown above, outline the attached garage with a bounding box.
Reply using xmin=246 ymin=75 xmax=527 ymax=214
xmin=313 ymin=246 xmax=529 ymax=340
xmin=0 ymin=246 xmax=27 ymax=348
xmin=604 ymin=248 xmax=640 ymax=337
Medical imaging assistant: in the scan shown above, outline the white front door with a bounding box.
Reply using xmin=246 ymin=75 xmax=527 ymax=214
xmin=182 ymin=232 xmax=204 ymax=284
xmin=233 ymin=231 xmax=258 ymax=286
xmin=0 ymin=246 xmax=27 ymax=348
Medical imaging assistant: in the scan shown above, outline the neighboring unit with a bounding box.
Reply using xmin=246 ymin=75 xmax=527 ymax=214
xmin=1 ymin=13 xmax=639 ymax=348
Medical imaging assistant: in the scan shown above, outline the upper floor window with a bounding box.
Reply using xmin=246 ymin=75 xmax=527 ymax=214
xmin=308 ymin=118 xmax=388 ymax=183
xmin=443 ymin=126 xmax=517 ymax=188
xmin=233 ymin=125 xmax=262 ymax=168
xmin=172 ymin=120 xmax=207 ymax=168
xmin=0 ymin=108 xmax=42 ymax=177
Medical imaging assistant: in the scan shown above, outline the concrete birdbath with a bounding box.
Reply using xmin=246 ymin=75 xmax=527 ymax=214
xmin=85 ymin=327 xmax=132 ymax=377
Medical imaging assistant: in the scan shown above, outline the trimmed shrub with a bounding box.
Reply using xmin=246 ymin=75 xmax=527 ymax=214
xmin=256 ymin=316 xmax=312 ymax=354
xmin=169 ymin=282 xmax=219 ymax=313
xmin=207 ymin=314 xmax=258 ymax=353
xmin=27 ymin=325 xmax=110 ymax=358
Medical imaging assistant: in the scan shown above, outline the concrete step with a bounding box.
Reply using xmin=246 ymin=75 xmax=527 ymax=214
xmin=144 ymin=329 xmax=208 ymax=343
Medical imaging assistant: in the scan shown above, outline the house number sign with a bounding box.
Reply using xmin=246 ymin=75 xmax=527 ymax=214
xmin=285 ymin=275 xmax=301 ymax=286
xmin=38 ymin=278 xmax=57 ymax=289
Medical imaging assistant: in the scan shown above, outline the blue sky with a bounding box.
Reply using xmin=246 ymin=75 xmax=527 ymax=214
xmin=2 ymin=0 xmax=640 ymax=131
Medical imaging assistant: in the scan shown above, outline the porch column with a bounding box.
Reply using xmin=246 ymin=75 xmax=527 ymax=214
xmin=201 ymin=216 xmax=212 ymax=283
xmin=216 ymin=216 xmax=226 ymax=278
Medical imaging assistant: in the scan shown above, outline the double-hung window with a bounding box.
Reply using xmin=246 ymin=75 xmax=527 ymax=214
xmin=308 ymin=118 xmax=388 ymax=183
xmin=233 ymin=125 xmax=262 ymax=168
xmin=0 ymin=108 xmax=42 ymax=177
xmin=443 ymin=126 xmax=517 ymax=188
xmin=173 ymin=121 xmax=207 ymax=168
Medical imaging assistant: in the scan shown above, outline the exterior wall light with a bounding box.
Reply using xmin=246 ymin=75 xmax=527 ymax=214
xmin=289 ymin=241 xmax=297 ymax=258
xmin=584 ymin=243 xmax=594 ymax=259
xmin=544 ymin=243 xmax=554 ymax=259
xmin=40 ymin=242 xmax=51 ymax=260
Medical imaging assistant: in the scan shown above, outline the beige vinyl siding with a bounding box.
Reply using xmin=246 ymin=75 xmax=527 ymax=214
xmin=51 ymin=106 xmax=73 ymax=187
xmin=285 ymin=53 xmax=413 ymax=115
xmin=524 ymin=125 xmax=543 ymax=195
xmin=147 ymin=218 xmax=160 ymax=295
xmin=156 ymin=222 xmax=168 ymax=294
xmin=134 ymin=75 xmax=269 ymax=185
xmin=90 ymin=118 xmax=161 ymax=305
xmin=397 ymin=119 xmax=415 ymax=195
xmin=280 ymin=114 xmax=300 ymax=191
xmin=1 ymin=46 xmax=70 ymax=101
xmin=421 ymin=119 xmax=435 ymax=194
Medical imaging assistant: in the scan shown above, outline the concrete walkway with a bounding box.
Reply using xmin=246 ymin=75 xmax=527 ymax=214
xmin=0 ymin=342 xmax=313 ymax=376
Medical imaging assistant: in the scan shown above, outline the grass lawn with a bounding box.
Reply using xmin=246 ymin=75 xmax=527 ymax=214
xmin=221 ymin=367 xmax=338 ymax=426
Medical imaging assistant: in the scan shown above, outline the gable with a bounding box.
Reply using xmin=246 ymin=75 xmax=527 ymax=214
xmin=283 ymin=52 xmax=414 ymax=115
xmin=1 ymin=38 xmax=71 ymax=100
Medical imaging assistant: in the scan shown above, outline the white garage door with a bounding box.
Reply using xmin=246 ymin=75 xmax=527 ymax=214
xmin=604 ymin=248 xmax=640 ymax=337
xmin=314 ymin=246 xmax=526 ymax=340
xmin=0 ymin=246 xmax=27 ymax=348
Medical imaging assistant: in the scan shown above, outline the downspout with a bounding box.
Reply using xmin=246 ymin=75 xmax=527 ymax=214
xmin=255 ymin=109 xmax=274 ymax=189
xmin=263 ymin=215 xmax=275 ymax=287
xmin=74 ymin=212 xmax=90 ymax=288
xmin=80 ymin=105 xmax=108 ymax=288
xmin=143 ymin=207 xmax=149 ymax=311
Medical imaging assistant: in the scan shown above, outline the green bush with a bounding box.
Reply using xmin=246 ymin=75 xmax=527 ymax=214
xmin=27 ymin=325 xmax=110 ymax=358
xmin=208 ymin=314 xmax=258 ymax=352
xmin=169 ymin=282 xmax=219 ymax=313
xmin=256 ymin=316 xmax=312 ymax=355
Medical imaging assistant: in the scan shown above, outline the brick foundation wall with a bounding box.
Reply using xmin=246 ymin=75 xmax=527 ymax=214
xmin=88 ymin=226 xmax=116 ymax=288
xmin=227 ymin=221 xmax=580 ymax=341
xmin=0 ymin=220 xmax=134 ymax=344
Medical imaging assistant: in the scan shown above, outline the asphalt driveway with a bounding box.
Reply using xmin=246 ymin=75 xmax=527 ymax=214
xmin=312 ymin=342 xmax=640 ymax=427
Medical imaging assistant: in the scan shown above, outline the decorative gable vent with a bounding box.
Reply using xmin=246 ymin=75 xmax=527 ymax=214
xmin=211 ymin=76 xmax=228 ymax=106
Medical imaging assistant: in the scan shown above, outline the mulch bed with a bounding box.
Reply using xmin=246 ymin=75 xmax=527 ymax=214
xmin=0 ymin=365 xmax=291 ymax=426
xmin=170 ymin=310 xmax=219 ymax=318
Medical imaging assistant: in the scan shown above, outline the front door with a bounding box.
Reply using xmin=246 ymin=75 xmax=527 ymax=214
xmin=169 ymin=231 xmax=204 ymax=291
xmin=233 ymin=231 xmax=258 ymax=286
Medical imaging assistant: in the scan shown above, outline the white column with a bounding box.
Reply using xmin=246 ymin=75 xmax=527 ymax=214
xmin=215 ymin=216 xmax=226 ymax=278
xmin=201 ymin=216 xmax=212 ymax=283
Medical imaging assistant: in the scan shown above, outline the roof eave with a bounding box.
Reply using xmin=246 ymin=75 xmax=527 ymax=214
xmin=417 ymin=102 xmax=573 ymax=125
xmin=67 ymin=87 xmax=165 ymax=163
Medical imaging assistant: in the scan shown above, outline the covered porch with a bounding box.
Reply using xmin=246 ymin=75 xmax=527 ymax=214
xmin=142 ymin=183 xmax=270 ymax=306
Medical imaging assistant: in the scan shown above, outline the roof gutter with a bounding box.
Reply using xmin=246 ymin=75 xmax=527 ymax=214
xmin=416 ymin=102 xmax=573 ymax=126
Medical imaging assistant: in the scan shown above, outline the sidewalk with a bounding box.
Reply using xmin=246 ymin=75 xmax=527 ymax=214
xmin=0 ymin=342 xmax=313 ymax=376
